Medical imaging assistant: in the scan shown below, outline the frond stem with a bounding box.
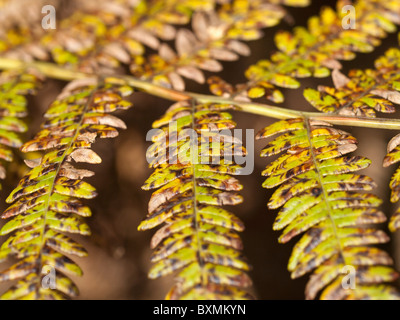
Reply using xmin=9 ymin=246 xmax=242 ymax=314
xmin=1 ymin=58 xmax=400 ymax=130
xmin=189 ymin=98 xmax=206 ymax=286
xmin=304 ymin=117 xmax=347 ymax=267
xmin=35 ymin=80 xmax=98 ymax=291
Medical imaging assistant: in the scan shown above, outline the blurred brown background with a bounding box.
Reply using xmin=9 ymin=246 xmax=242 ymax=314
xmin=1 ymin=0 xmax=400 ymax=299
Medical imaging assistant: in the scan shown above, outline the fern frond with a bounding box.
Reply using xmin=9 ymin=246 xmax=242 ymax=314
xmin=225 ymin=0 xmax=400 ymax=103
xmin=0 ymin=77 xmax=133 ymax=300
xmin=1 ymin=0 xmax=310 ymax=85
xmin=0 ymin=0 xmax=65 ymax=62
xmin=304 ymin=46 xmax=400 ymax=117
xmin=0 ymin=68 xmax=42 ymax=186
xmin=1 ymin=0 xmax=175 ymax=65
xmin=0 ymin=0 xmax=57 ymax=34
xmin=131 ymin=0 xmax=308 ymax=90
xmin=383 ymin=133 xmax=400 ymax=231
xmin=139 ymin=100 xmax=252 ymax=300
xmin=40 ymin=0 xmax=228 ymax=71
xmin=257 ymin=118 xmax=400 ymax=300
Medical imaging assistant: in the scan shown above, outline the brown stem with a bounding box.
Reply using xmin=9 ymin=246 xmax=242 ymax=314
xmin=1 ymin=57 xmax=400 ymax=130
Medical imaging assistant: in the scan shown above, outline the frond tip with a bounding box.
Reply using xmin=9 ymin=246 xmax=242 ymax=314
xmin=0 ymin=77 xmax=133 ymax=300
xmin=140 ymin=100 xmax=252 ymax=300
xmin=257 ymin=118 xmax=400 ymax=300
xmin=242 ymin=0 xmax=400 ymax=103
xmin=304 ymin=47 xmax=400 ymax=117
